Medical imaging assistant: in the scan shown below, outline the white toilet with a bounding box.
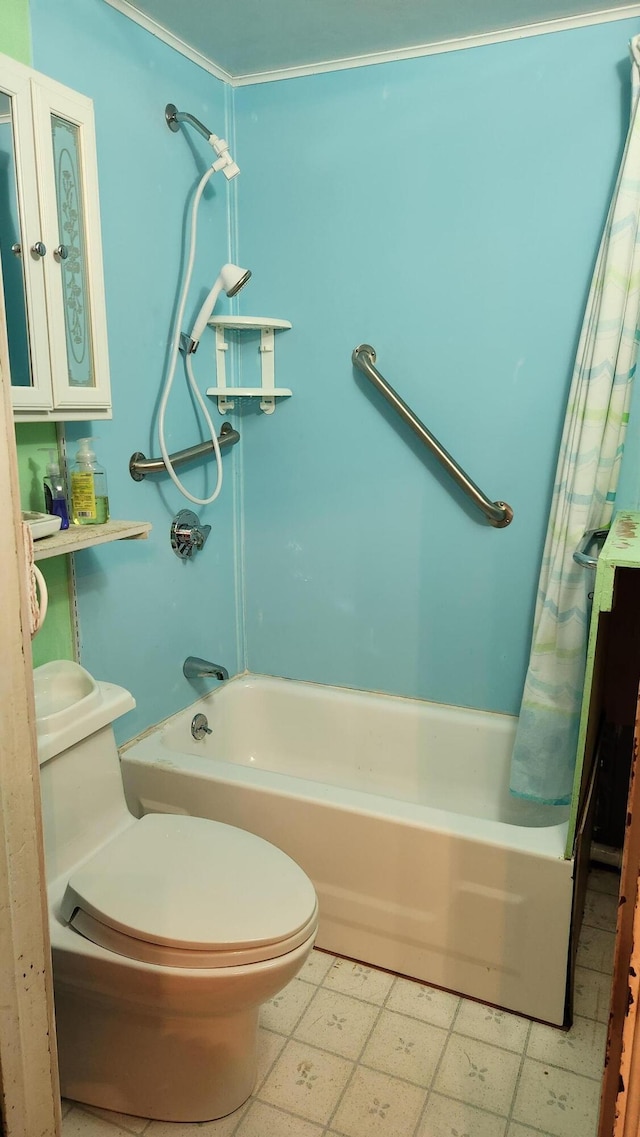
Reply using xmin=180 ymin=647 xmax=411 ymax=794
xmin=34 ymin=661 xmax=318 ymax=1122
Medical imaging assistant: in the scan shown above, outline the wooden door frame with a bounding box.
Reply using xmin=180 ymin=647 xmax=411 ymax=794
xmin=0 ymin=276 xmax=60 ymax=1133
xmin=606 ymin=688 xmax=640 ymax=1137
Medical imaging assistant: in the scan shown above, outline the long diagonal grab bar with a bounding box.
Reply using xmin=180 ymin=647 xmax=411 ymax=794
xmin=129 ymin=422 xmax=240 ymax=481
xmin=352 ymin=345 xmax=513 ymax=528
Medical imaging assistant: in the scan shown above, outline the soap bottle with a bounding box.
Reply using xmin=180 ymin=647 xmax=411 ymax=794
xmin=70 ymin=438 xmax=110 ymax=525
xmin=39 ymin=447 xmax=69 ymax=530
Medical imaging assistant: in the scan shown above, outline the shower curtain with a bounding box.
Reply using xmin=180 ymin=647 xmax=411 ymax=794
xmin=509 ymin=36 xmax=640 ymax=806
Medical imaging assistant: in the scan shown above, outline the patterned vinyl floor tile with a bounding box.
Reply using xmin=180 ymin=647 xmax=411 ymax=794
xmin=60 ymin=872 xmax=617 ymax=1137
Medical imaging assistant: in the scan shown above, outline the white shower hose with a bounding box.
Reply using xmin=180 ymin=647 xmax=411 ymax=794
xmin=158 ymin=164 xmax=223 ymax=506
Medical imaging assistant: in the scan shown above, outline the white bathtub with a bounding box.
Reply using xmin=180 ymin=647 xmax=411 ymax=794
xmin=121 ymin=674 xmax=574 ymax=1025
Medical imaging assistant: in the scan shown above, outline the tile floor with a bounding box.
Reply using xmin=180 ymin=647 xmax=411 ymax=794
xmin=61 ymin=867 xmax=618 ymax=1137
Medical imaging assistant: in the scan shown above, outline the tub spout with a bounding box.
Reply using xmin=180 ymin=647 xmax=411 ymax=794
xmin=183 ymin=657 xmax=229 ymax=681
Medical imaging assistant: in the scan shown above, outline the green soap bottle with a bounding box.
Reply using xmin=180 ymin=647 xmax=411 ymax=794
xmin=70 ymin=437 xmax=110 ymax=525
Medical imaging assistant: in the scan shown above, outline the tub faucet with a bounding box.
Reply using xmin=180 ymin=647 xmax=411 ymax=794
xmin=183 ymin=657 xmax=229 ymax=681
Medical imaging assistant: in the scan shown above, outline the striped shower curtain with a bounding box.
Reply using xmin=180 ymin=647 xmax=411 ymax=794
xmin=509 ymin=36 xmax=640 ymax=805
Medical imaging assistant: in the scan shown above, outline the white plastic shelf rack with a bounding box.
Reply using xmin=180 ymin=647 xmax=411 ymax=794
xmin=206 ymin=316 xmax=292 ymax=414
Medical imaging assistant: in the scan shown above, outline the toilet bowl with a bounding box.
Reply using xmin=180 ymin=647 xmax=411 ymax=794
xmin=35 ymin=663 xmax=318 ymax=1122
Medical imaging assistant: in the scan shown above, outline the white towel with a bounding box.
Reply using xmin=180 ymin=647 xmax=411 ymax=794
xmin=22 ymin=522 xmax=48 ymax=637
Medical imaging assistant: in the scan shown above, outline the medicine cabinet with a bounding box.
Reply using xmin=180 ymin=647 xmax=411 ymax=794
xmin=0 ymin=52 xmax=111 ymax=421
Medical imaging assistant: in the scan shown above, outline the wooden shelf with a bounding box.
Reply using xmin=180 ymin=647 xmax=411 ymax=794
xmin=33 ymin=520 xmax=151 ymax=561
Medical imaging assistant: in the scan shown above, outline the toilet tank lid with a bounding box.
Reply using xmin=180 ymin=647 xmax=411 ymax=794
xmin=61 ymin=814 xmax=318 ymax=953
xmin=36 ymin=676 xmax=135 ymax=766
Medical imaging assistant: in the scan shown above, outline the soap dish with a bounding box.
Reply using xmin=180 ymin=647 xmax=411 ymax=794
xmin=22 ymin=511 xmax=63 ymax=540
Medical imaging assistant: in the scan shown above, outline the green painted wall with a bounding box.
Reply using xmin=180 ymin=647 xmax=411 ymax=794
xmin=2 ymin=0 xmax=31 ymax=64
xmin=15 ymin=427 xmax=74 ymax=666
xmin=2 ymin=0 xmax=75 ymax=666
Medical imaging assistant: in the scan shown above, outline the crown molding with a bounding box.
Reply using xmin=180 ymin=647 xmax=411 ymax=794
xmin=103 ymin=0 xmax=234 ymax=84
xmin=104 ymin=0 xmax=640 ymax=87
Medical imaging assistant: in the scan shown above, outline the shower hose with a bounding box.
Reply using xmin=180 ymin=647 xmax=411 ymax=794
xmin=158 ymin=163 xmax=223 ymax=506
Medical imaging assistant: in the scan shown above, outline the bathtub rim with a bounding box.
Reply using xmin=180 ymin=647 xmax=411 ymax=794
xmin=122 ymin=670 xmax=525 ymax=748
xmin=121 ymin=675 xmax=570 ymax=861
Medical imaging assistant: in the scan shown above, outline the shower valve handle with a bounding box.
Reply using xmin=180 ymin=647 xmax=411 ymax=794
xmin=170 ymin=509 xmax=211 ymax=559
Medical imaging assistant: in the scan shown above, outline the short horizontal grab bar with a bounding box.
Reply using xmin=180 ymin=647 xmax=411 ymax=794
xmin=352 ymin=345 xmax=513 ymax=528
xmin=573 ymin=528 xmax=609 ymax=569
xmin=129 ymin=421 xmax=240 ymax=481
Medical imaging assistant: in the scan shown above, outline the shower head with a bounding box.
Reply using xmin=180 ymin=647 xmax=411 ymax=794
xmin=221 ymin=263 xmax=252 ymax=298
xmin=186 ymin=263 xmax=252 ymax=351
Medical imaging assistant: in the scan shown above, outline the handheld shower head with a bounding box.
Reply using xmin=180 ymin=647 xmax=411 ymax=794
xmin=219 ymin=262 xmax=252 ymax=298
xmin=187 ymin=263 xmax=252 ymax=351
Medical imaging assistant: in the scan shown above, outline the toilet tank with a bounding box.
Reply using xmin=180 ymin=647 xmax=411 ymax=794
xmin=34 ymin=662 xmax=136 ymax=883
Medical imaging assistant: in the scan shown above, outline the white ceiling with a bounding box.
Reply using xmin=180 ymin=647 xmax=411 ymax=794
xmin=105 ymin=0 xmax=640 ymax=83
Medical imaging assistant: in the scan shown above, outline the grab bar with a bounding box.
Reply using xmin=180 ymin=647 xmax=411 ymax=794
xmin=573 ymin=528 xmax=609 ymax=569
xmin=352 ymin=344 xmax=513 ymax=528
xmin=129 ymin=421 xmax=240 ymax=481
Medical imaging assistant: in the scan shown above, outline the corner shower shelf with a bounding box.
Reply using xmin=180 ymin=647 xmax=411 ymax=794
xmin=206 ymin=316 xmax=292 ymax=414
xmin=33 ymin=520 xmax=152 ymax=561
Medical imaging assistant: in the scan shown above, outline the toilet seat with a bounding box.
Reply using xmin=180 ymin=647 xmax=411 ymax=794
xmin=61 ymin=814 xmax=318 ymax=969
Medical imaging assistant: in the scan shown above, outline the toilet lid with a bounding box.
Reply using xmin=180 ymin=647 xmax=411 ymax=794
xmin=61 ymin=814 xmax=318 ymax=965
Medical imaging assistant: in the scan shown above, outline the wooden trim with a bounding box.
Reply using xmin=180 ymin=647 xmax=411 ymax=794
xmin=614 ymin=883 xmax=640 ymax=1135
xmin=0 ymin=255 xmax=60 ymax=1131
xmin=600 ymin=685 xmax=640 ymax=1136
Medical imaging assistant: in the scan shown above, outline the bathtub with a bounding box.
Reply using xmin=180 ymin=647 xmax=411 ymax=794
xmin=121 ymin=674 xmax=573 ymax=1025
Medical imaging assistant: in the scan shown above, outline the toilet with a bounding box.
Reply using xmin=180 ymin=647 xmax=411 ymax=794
xmin=34 ymin=661 xmax=318 ymax=1122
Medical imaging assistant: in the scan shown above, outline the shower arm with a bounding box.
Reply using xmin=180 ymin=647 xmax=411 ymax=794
xmin=165 ymin=103 xmax=212 ymax=141
xmin=165 ymin=103 xmax=239 ymax=179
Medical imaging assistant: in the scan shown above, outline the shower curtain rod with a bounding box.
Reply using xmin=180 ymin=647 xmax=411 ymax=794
xmin=352 ymin=344 xmax=513 ymax=528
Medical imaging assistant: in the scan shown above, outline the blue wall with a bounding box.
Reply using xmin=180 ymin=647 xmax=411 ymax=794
xmin=27 ymin=1 xmax=640 ymax=735
xmin=30 ymin=0 xmax=243 ymax=742
xmin=234 ymin=19 xmax=640 ymax=715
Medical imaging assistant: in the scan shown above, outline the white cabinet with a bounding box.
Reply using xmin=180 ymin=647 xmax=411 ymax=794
xmin=0 ymin=53 xmax=111 ymax=421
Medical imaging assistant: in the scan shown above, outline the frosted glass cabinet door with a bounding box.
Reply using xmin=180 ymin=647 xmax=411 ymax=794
xmin=31 ymin=78 xmax=111 ymax=414
xmin=1 ymin=49 xmax=112 ymax=421
xmin=0 ymin=59 xmax=54 ymax=412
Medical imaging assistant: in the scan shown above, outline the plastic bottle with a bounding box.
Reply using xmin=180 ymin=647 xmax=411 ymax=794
xmin=39 ymin=447 xmax=69 ymax=530
xmin=70 ymin=438 xmax=110 ymax=526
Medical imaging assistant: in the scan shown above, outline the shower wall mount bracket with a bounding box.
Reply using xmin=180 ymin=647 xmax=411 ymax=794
xmin=206 ymin=316 xmax=292 ymax=414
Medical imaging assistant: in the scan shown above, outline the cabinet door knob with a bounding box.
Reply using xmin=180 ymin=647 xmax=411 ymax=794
xmin=31 ymin=241 xmax=47 ymax=258
xmin=11 ymin=243 xmax=21 ymax=257
xmin=55 ymin=244 xmax=69 ymax=261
